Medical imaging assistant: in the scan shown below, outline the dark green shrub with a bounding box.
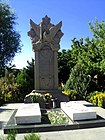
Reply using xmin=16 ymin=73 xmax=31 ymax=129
xmin=65 ymin=63 xmax=91 ymax=100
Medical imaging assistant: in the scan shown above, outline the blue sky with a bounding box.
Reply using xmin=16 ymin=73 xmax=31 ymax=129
xmin=7 ymin=0 xmax=105 ymax=68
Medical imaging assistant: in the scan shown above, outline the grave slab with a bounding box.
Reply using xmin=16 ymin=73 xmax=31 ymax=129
xmin=15 ymin=103 xmax=41 ymax=124
xmin=61 ymin=101 xmax=97 ymax=121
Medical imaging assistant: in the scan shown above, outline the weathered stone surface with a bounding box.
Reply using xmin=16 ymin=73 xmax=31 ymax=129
xmin=61 ymin=101 xmax=97 ymax=121
xmin=15 ymin=103 xmax=41 ymax=124
xmin=28 ymin=15 xmax=63 ymax=90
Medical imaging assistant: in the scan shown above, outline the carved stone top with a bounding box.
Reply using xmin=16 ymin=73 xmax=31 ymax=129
xmin=28 ymin=15 xmax=64 ymax=51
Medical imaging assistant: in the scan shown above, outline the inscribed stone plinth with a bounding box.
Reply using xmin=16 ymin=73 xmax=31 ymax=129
xmin=15 ymin=103 xmax=41 ymax=124
xmin=28 ymin=15 xmax=63 ymax=90
xmin=61 ymin=101 xmax=97 ymax=121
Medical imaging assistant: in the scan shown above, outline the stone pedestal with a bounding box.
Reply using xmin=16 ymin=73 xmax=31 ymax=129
xmin=15 ymin=103 xmax=41 ymax=124
xmin=61 ymin=101 xmax=97 ymax=121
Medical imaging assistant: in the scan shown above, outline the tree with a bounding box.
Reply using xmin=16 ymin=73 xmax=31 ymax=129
xmin=58 ymin=49 xmax=75 ymax=84
xmin=0 ymin=2 xmax=21 ymax=76
xmin=24 ymin=58 xmax=34 ymax=89
xmin=89 ymin=20 xmax=105 ymax=74
xmin=65 ymin=62 xmax=92 ymax=99
xmin=89 ymin=20 xmax=105 ymax=45
xmin=65 ymin=20 xmax=105 ymax=99
xmin=16 ymin=59 xmax=34 ymax=100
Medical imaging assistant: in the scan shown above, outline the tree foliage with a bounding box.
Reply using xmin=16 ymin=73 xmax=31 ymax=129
xmin=16 ymin=59 xmax=34 ymax=100
xmin=0 ymin=2 xmax=21 ymax=75
xmin=58 ymin=49 xmax=75 ymax=84
xmin=0 ymin=59 xmax=34 ymax=104
xmin=0 ymin=70 xmax=20 ymax=103
xmin=65 ymin=62 xmax=92 ymax=99
xmin=65 ymin=20 xmax=105 ymax=99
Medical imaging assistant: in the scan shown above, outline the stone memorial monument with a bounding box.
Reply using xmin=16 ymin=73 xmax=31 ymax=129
xmin=27 ymin=16 xmax=69 ymax=104
xmin=28 ymin=15 xmax=63 ymax=90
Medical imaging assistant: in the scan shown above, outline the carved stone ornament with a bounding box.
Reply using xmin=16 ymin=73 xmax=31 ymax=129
xmin=28 ymin=15 xmax=64 ymax=51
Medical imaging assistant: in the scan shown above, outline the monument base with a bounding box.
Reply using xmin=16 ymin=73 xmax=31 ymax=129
xmin=24 ymin=89 xmax=69 ymax=108
xmin=33 ymin=89 xmax=69 ymax=107
xmin=34 ymin=89 xmax=69 ymax=100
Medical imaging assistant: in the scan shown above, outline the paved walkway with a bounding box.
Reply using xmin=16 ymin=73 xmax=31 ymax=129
xmin=0 ymin=103 xmax=105 ymax=140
